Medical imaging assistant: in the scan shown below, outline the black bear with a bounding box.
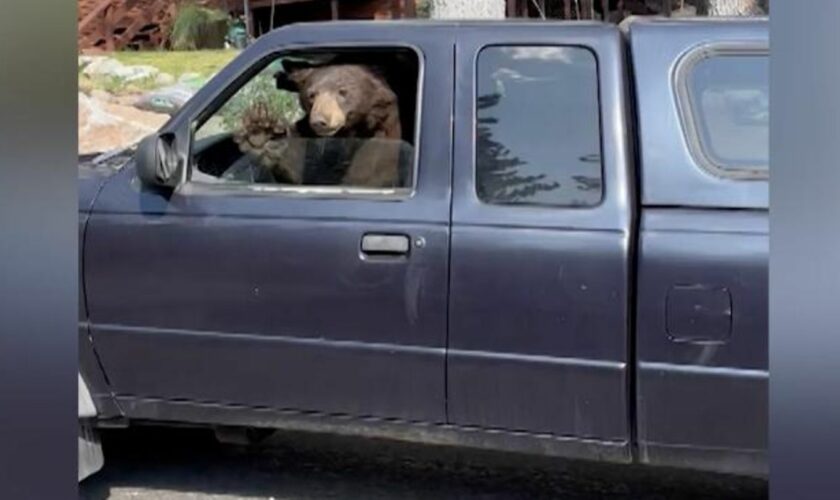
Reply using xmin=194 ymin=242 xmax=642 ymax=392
xmin=276 ymin=61 xmax=403 ymax=141
xmin=234 ymin=61 xmax=406 ymax=188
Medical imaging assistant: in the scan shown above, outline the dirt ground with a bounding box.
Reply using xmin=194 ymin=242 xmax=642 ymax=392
xmin=78 ymin=51 xmax=236 ymax=156
xmin=78 ymin=91 xmax=169 ymax=155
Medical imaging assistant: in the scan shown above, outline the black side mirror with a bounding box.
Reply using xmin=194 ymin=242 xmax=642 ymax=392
xmin=135 ymin=133 xmax=182 ymax=188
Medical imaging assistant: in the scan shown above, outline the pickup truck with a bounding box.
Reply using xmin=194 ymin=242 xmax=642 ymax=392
xmin=78 ymin=16 xmax=768 ymax=481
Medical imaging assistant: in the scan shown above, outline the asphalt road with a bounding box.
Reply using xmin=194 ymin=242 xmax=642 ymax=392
xmin=79 ymin=426 xmax=767 ymax=499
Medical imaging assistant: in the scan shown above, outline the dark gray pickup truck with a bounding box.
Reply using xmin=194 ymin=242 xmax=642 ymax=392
xmin=78 ymin=17 xmax=768 ymax=482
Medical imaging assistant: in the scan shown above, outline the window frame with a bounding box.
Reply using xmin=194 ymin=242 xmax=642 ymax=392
xmin=673 ymin=41 xmax=769 ymax=181
xmin=471 ymin=43 xmax=606 ymax=209
xmin=185 ymin=42 xmax=426 ymax=200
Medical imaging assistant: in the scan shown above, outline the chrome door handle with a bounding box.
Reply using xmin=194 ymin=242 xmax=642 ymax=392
xmin=361 ymin=234 xmax=410 ymax=255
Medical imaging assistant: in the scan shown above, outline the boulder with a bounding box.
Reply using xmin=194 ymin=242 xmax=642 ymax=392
xmin=133 ymin=84 xmax=197 ymax=115
xmin=120 ymin=64 xmax=160 ymax=82
xmin=78 ymin=55 xmax=104 ymax=71
xmin=82 ymin=57 xmax=160 ymax=82
xmin=82 ymin=57 xmax=125 ymax=78
xmin=155 ymin=72 xmax=177 ymax=86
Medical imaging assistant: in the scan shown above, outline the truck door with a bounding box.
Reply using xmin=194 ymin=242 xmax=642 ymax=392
xmin=448 ymin=25 xmax=635 ymax=449
xmin=629 ymin=21 xmax=768 ymax=477
xmin=83 ymin=25 xmax=455 ymax=423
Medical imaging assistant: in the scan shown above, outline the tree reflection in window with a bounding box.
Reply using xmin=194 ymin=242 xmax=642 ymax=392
xmin=475 ymin=46 xmax=603 ymax=207
xmin=476 ymin=92 xmax=560 ymax=203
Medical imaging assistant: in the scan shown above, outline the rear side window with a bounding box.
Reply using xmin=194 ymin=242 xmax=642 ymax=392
xmin=475 ymin=46 xmax=603 ymax=207
xmin=678 ymin=49 xmax=768 ymax=177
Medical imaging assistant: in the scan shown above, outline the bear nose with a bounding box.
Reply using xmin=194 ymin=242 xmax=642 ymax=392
xmin=311 ymin=117 xmax=329 ymax=129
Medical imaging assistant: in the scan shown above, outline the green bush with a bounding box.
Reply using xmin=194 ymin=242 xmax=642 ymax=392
xmin=416 ymin=0 xmax=432 ymax=18
xmin=217 ymin=73 xmax=304 ymax=131
xmin=170 ymin=2 xmax=229 ymax=51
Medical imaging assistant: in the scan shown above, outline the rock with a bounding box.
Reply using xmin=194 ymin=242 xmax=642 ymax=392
xmin=155 ymin=72 xmax=176 ymax=86
xmin=121 ymin=64 xmax=160 ymax=82
xmin=121 ymin=83 xmax=144 ymax=95
xmin=133 ymin=84 xmax=197 ymax=115
xmin=78 ymin=55 xmax=104 ymax=70
xmin=78 ymin=91 xmax=169 ymax=155
xmin=78 ymin=92 xmax=118 ymax=129
xmin=82 ymin=57 xmax=159 ymax=82
xmin=90 ymin=89 xmax=115 ymax=103
xmin=78 ymin=76 xmax=95 ymax=95
xmin=82 ymin=57 xmax=125 ymax=78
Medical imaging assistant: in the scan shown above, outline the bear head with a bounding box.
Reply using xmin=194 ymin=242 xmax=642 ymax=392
xmin=275 ymin=60 xmax=399 ymax=139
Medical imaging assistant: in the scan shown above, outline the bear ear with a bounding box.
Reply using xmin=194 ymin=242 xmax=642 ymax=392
xmin=274 ymin=59 xmax=316 ymax=92
xmin=274 ymin=71 xmax=300 ymax=92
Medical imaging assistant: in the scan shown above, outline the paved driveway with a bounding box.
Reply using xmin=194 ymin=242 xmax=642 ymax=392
xmin=79 ymin=426 xmax=767 ymax=500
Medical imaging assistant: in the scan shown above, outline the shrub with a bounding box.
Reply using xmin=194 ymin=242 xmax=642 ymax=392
xmin=217 ymin=73 xmax=304 ymax=131
xmin=170 ymin=2 xmax=229 ymax=51
xmin=416 ymin=0 xmax=432 ymax=18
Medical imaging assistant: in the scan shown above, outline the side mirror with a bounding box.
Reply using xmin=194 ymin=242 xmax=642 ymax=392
xmin=135 ymin=133 xmax=183 ymax=188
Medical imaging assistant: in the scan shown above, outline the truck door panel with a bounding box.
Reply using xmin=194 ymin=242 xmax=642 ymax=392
xmin=448 ymin=26 xmax=634 ymax=443
xmin=84 ymin=27 xmax=455 ymax=423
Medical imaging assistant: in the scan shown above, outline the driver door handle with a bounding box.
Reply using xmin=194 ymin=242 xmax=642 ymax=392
xmin=361 ymin=234 xmax=410 ymax=256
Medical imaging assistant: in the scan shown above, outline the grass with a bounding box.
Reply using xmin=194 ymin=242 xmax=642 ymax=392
xmin=111 ymin=49 xmax=239 ymax=79
xmin=80 ymin=49 xmax=240 ymax=97
xmin=78 ymin=73 xmax=162 ymax=96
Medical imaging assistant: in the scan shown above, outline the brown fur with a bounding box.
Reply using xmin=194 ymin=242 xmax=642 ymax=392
xmin=280 ymin=63 xmax=402 ymax=141
xmin=341 ymin=139 xmax=402 ymax=188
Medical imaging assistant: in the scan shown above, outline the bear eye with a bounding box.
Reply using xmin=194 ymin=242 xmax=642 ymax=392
xmin=337 ymin=88 xmax=348 ymax=98
xmin=307 ymin=91 xmax=316 ymax=100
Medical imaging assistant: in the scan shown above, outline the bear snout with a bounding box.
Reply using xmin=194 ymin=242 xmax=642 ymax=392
xmin=310 ymin=92 xmax=346 ymax=136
